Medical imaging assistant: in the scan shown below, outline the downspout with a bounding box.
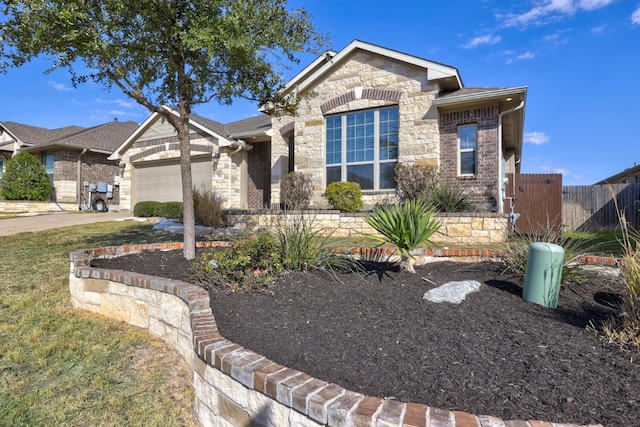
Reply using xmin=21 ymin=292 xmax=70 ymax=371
xmin=227 ymin=143 xmax=244 ymax=209
xmin=498 ymin=101 xmax=524 ymax=214
xmin=78 ymin=149 xmax=87 ymax=210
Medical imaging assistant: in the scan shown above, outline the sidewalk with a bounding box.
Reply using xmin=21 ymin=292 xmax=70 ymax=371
xmin=0 ymin=211 xmax=134 ymax=236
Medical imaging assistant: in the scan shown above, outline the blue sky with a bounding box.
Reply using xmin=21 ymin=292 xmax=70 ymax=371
xmin=1 ymin=0 xmax=639 ymax=185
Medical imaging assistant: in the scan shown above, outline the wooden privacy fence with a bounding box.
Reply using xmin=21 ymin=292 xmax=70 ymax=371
xmin=562 ymin=183 xmax=640 ymax=231
xmin=506 ymin=173 xmax=562 ymax=234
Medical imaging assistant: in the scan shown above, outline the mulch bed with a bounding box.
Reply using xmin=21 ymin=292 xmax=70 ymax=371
xmin=93 ymin=250 xmax=639 ymax=427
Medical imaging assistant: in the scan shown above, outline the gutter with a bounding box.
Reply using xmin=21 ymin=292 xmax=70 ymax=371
xmin=433 ymin=86 xmax=527 ymax=107
xmin=498 ymin=101 xmax=524 ymax=214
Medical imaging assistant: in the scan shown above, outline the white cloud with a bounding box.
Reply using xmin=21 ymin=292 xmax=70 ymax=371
xmin=579 ymin=0 xmax=615 ymax=11
xmin=501 ymin=0 xmax=615 ymax=27
xmin=524 ymin=131 xmax=550 ymax=145
xmin=48 ymin=81 xmax=73 ymax=91
xmin=112 ymin=99 xmax=136 ymax=108
xmin=632 ymin=6 xmax=640 ymax=25
xmin=541 ymin=165 xmax=570 ymax=175
xmin=517 ymin=51 xmax=535 ymax=60
xmin=461 ymin=34 xmax=502 ymax=49
xmin=591 ymin=25 xmax=606 ymax=34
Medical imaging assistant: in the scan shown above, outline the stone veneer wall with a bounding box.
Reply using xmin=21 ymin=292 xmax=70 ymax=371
xmin=270 ymin=50 xmax=442 ymax=208
xmin=69 ymin=242 xmax=610 ymax=427
xmin=226 ymin=211 xmax=509 ymax=245
xmin=0 ymin=201 xmax=81 ymax=213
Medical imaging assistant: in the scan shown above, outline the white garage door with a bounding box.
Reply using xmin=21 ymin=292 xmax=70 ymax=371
xmin=133 ymin=158 xmax=212 ymax=203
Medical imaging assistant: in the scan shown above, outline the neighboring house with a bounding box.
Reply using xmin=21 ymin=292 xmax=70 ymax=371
xmin=112 ymin=40 xmax=527 ymax=213
xmin=595 ymin=164 xmax=640 ymax=184
xmin=0 ymin=120 xmax=138 ymax=208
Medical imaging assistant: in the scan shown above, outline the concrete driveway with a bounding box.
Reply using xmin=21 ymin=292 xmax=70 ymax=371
xmin=0 ymin=211 xmax=134 ymax=236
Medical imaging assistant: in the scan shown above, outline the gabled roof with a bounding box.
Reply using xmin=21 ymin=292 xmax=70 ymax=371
xmin=0 ymin=120 xmax=138 ymax=154
xmin=282 ymin=40 xmax=463 ymax=96
xmin=595 ymin=164 xmax=640 ymax=185
xmin=109 ymin=107 xmax=270 ymax=160
xmin=1 ymin=121 xmax=84 ymax=147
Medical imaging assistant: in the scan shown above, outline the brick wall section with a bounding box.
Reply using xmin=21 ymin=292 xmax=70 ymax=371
xmin=247 ymin=142 xmax=271 ymax=209
xmin=69 ymin=242 xmax=611 ymax=427
xmin=36 ymin=150 xmax=120 ymax=204
xmin=439 ymin=107 xmax=500 ymax=211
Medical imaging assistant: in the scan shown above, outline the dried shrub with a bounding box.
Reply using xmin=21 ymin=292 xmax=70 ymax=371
xmin=281 ymin=172 xmax=313 ymax=210
xmin=394 ymin=163 xmax=437 ymax=202
xmin=193 ymin=187 xmax=227 ymax=228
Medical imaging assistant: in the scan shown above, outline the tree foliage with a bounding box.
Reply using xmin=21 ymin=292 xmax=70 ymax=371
xmin=0 ymin=151 xmax=51 ymax=201
xmin=0 ymin=0 xmax=325 ymax=258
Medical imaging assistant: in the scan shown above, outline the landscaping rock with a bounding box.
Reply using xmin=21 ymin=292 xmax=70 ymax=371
xmin=422 ymin=280 xmax=481 ymax=304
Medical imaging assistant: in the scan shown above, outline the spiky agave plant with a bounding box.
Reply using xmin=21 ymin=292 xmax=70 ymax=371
xmin=363 ymin=199 xmax=441 ymax=273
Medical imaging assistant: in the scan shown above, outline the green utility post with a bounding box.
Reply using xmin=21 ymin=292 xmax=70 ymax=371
xmin=522 ymin=242 xmax=565 ymax=308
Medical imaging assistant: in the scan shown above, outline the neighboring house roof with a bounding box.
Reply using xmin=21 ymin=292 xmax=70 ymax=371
xmin=109 ymin=107 xmax=268 ymax=160
xmin=595 ymin=164 xmax=640 ymax=184
xmin=0 ymin=120 xmax=138 ymax=154
xmin=282 ymin=39 xmax=463 ymax=96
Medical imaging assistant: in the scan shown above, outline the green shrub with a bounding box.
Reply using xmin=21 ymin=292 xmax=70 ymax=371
xmin=325 ymin=181 xmax=362 ymax=212
xmin=0 ymin=151 xmax=51 ymax=201
xmin=190 ymin=233 xmax=283 ymax=292
xmin=281 ymin=172 xmax=314 ymax=210
xmin=154 ymin=201 xmax=183 ymax=218
xmin=193 ymin=187 xmax=227 ymax=228
xmin=133 ymin=201 xmax=161 ymax=217
xmin=363 ymin=199 xmax=441 ymax=273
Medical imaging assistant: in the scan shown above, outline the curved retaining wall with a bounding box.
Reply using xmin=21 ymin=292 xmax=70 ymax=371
xmin=69 ymin=242 xmax=611 ymax=427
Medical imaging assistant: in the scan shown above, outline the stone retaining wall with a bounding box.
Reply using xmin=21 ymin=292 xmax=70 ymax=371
xmin=0 ymin=201 xmax=78 ymax=213
xmin=226 ymin=211 xmax=509 ymax=245
xmin=69 ymin=242 xmax=609 ymax=427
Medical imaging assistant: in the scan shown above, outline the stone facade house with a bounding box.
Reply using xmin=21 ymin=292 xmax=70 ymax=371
xmin=0 ymin=120 xmax=138 ymax=209
xmin=112 ymin=40 xmax=527 ymax=214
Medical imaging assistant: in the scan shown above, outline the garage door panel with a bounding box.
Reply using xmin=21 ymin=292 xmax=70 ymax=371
xmin=134 ymin=159 xmax=212 ymax=203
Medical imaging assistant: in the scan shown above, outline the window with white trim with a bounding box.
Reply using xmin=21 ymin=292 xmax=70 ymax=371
xmin=325 ymin=106 xmax=398 ymax=190
xmin=458 ymin=124 xmax=477 ymax=176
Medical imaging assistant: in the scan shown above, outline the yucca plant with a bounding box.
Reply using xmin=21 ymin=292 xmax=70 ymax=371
xmin=362 ymin=199 xmax=441 ymax=273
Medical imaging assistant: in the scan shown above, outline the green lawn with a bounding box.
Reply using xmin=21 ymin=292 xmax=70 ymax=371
xmin=0 ymin=222 xmax=199 ymax=426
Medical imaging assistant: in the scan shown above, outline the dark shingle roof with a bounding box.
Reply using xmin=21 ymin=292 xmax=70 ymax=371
xmin=1 ymin=120 xmax=138 ymax=153
xmin=191 ymin=113 xmax=271 ymax=138
xmin=1 ymin=122 xmax=84 ymax=146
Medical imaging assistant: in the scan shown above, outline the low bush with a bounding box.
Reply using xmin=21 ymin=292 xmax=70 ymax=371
xmin=281 ymin=172 xmax=314 ymax=210
xmin=133 ymin=201 xmax=161 ymax=217
xmin=193 ymin=187 xmax=227 ymax=228
xmin=154 ymin=201 xmax=183 ymax=218
xmin=0 ymin=151 xmax=51 ymax=201
xmin=190 ymin=233 xmax=283 ymax=293
xmin=325 ymin=181 xmax=362 ymax=212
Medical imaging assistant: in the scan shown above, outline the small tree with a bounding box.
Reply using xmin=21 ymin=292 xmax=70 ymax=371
xmin=0 ymin=151 xmax=51 ymax=201
xmin=1 ymin=0 xmax=324 ymax=259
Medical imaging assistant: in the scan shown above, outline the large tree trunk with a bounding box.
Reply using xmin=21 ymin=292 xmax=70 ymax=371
xmin=176 ymin=107 xmax=196 ymax=260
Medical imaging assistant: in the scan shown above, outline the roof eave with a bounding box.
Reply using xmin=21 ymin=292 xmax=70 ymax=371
xmin=283 ymin=40 xmax=462 ymax=96
xmin=433 ymin=86 xmax=528 ymax=107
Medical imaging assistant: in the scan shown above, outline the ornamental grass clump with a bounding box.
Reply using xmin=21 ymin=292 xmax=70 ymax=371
xmin=599 ymin=195 xmax=640 ymax=347
xmin=362 ymin=199 xmax=441 ymax=273
xmin=501 ymin=224 xmax=598 ymax=286
xmin=273 ymin=213 xmax=362 ymax=276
